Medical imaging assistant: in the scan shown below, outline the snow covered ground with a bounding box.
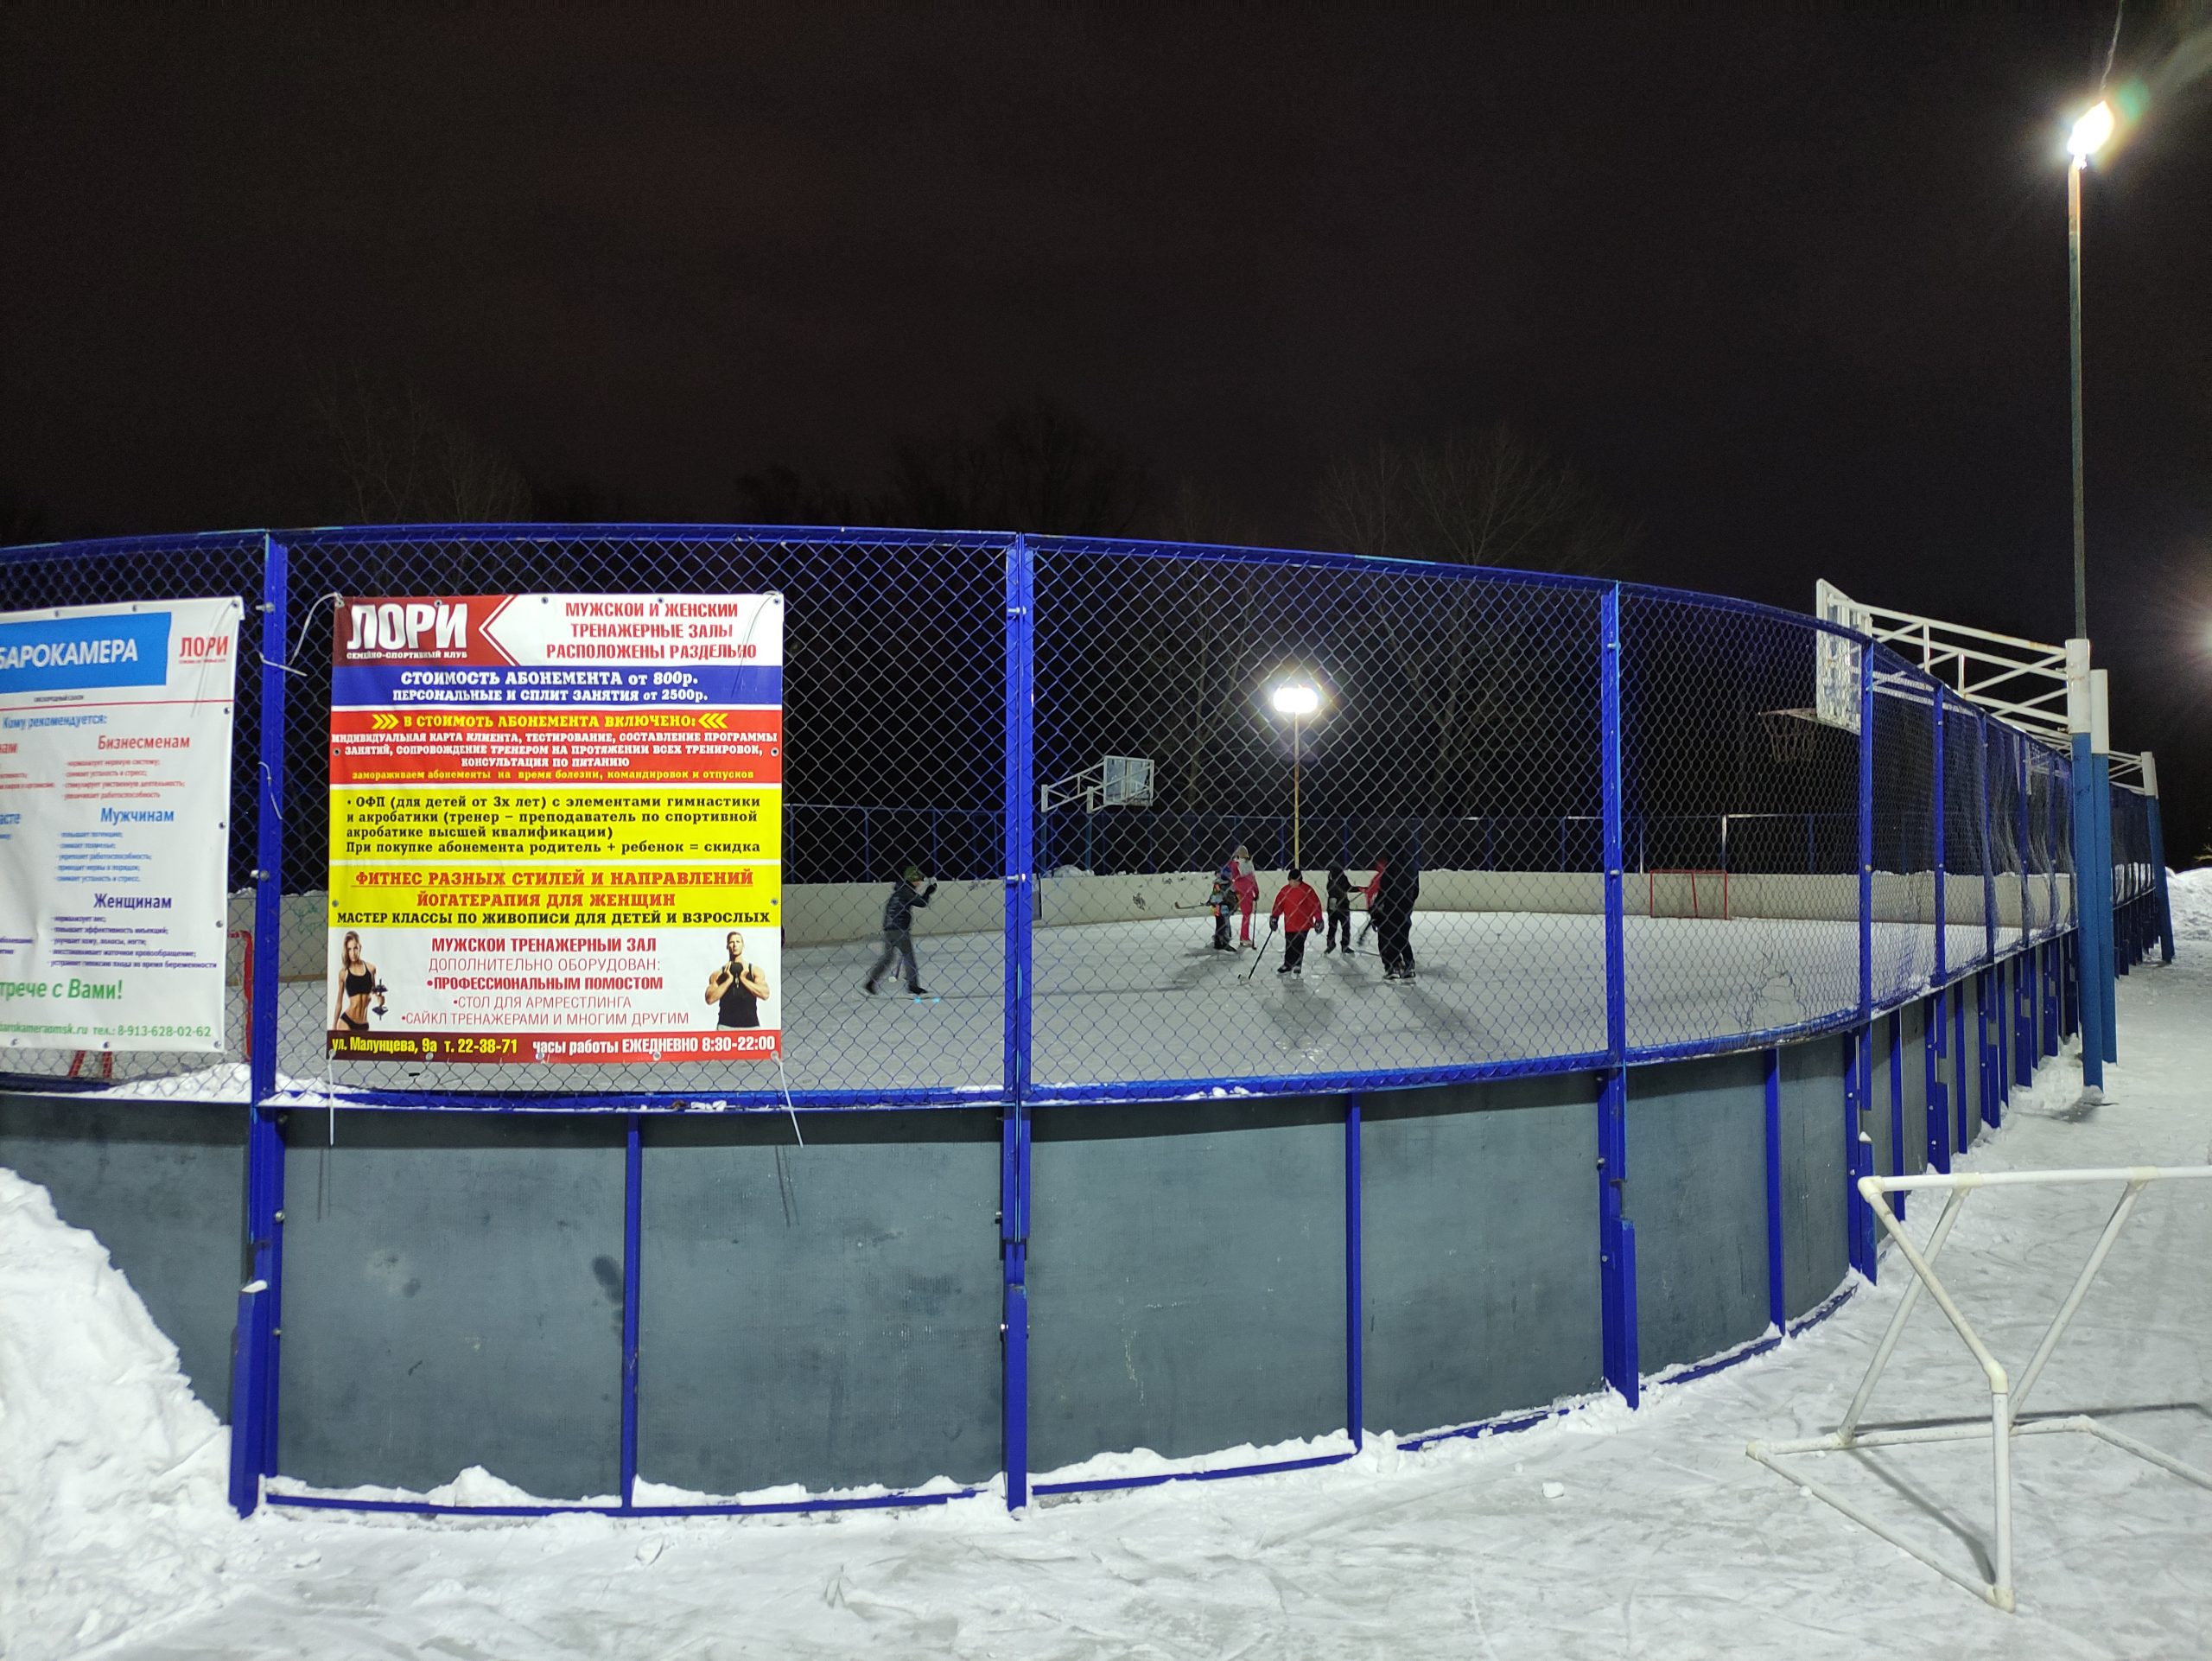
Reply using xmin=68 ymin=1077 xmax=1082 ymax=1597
xmin=3 ymin=876 xmax=2205 ymax=1659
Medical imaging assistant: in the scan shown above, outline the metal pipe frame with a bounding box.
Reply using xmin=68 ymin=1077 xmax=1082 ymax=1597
xmin=1747 ymin=1165 xmax=2212 ymax=1613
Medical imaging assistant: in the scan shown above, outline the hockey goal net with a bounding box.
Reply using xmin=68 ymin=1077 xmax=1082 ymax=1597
xmin=1648 ymin=869 xmax=1729 ymax=920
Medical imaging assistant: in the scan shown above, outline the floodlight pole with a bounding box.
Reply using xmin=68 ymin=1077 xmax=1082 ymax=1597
xmin=1291 ymin=712 xmax=1303 ymax=869
xmin=2069 ymin=157 xmax=2088 ymax=641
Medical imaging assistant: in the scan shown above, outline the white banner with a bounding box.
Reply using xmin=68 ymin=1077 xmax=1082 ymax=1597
xmin=0 ymin=597 xmax=243 ymax=1053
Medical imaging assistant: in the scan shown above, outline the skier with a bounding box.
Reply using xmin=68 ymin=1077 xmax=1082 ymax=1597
xmin=864 ymin=866 xmax=938 ymax=996
xmin=1270 ymin=868 xmax=1324 ymax=977
xmin=1231 ymin=845 xmax=1260 ymax=948
xmin=1208 ymin=862 xmax=1237 ymax=951
xmin=1325 ymin=866 xmax=1356 ymax=955
xmin=1371 ymin=837 xmax=1421 ymax=982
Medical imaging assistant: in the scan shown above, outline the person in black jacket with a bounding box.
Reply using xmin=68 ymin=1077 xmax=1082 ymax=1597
xmin=1371 ymin=838 xmax=1421 ymax=982
xmin=1325 ymin=866 xmax=1355 ymax=955
xmin=865 ymin=866 xmax=938 ymax=995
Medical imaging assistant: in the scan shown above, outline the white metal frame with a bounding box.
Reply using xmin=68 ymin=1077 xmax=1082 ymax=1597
xmin=1747 ymin=1166 xmax=2212 ymax=1612
xmin=1039 ymin=754 xmax=1154 ymax=814
xmin=1814 ymin=580 xmax=2155 ymax=781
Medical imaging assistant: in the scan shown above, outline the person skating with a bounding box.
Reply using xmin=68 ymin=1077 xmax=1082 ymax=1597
xmin=864 ymin=866 xmax=938 ymax=995
xmin=1371 ymin=837 xmax=1422 ymax=981
xmin=1325 ymin=866 xmax=1355 ymax=955
xmin=1231 ymin=845 xmax=1260 ymax=948
xmin=1356 ymin=856 xmax=1387 ymax=951
xmin=1208 ymin=862 xmax=1237 ymax=951
xmin=1270 ymin=868 xmax=1323 ymax=977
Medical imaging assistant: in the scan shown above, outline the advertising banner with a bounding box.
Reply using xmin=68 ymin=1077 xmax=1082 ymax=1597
xmin=0 ymin=597 xmax=243 ymax=1053
xmin=327 ymin=593 xmax=784 ymax=1064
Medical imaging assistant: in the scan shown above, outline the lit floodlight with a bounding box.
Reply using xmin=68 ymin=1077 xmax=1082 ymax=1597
xmin=1270 ymin=681 xmax=1320 ymax=716
xmin=2068 ymin=100 xmax=2114 ymax=161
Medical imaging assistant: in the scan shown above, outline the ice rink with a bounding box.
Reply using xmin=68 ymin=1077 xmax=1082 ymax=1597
xmin=33 ymin=911 xmax=2029 ymax=1103
xmin=3 ymin=875 xmax=2204 ymax=1661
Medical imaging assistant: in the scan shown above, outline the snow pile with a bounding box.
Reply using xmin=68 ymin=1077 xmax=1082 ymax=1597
xmin=0 ymin=1168 xmax=238 ymax=1659
xmin=2164 ymin=866 xmax=2212 ymax=947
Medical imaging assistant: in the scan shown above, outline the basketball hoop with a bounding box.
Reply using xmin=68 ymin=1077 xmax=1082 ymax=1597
xmin=1758 ymin=708 xmax=1820 ymax=767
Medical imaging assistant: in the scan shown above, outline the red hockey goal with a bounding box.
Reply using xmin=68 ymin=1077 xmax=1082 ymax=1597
xmin=1648 ymin=869 xmax=1730 ymax=920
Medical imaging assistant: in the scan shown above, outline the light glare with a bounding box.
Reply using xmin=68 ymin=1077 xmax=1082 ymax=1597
xmin=1270 ymin=681 xmax=1320 ymax=716
xmin=2068 ymin=100 xmax=2114 ymax=159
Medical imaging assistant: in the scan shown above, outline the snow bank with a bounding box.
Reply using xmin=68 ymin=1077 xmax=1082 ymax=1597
xmin=0 ymin=1168 xmax=238 ymax=1660
xmin=2165 ymin=866 xmax=2212 ymax=946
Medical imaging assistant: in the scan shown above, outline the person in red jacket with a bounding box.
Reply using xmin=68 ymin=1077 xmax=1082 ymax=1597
xmin=1232 ymin=844 xmax=1261 ymax=947
xmin=1269 ymin=868 xmax=1324 ymax=977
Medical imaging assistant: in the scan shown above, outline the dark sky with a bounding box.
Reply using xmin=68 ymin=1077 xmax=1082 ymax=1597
xmin=4 ymin=4 xmax=2208 ymax=850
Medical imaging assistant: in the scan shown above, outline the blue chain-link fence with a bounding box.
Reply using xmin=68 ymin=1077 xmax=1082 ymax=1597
xmin=0 ymin=524 xmax=2113 ymax=1110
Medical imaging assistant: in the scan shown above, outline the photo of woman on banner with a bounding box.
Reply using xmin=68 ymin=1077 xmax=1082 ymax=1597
xmin=333 ymin=929 xmax=385 ymax=1034
xmin=704 ymin=930 xmax=772 ymax=1028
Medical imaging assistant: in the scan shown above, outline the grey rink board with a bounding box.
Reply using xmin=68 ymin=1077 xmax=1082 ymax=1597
xmin=1627 ymin=1051 xmax=1770 ymax=1372
xmin=639 ymin=1111 xmax=1000 ymax=1495
xmin=0 ymin=1094 xmax=244 ymax=1420
xmin=1868 ymin=1016 xmax=1896 ymax=1181
xmin=1028 ymin=1098 xmax=1346 ymax=1471
xmin=1900 ymin=998 xmax=1929 ymax=1175
xmin=1778 ymin=1035 xmax=1849 ymax=1320
xmin=276 ymin=1113 xmax=625 ymax=1499
xmin=1362 ymin=1074 xmax=1602 ymax=1436
xmin=1965 ymin=973 xmax=1986 ymax=1142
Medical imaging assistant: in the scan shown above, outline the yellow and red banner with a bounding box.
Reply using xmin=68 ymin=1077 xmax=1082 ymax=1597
xmin=327 ymin=593 xmax=784 ymax=1063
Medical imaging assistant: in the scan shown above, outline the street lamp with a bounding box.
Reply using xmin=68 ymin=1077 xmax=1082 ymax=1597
xmin=2067 ymin=99 xmax=2113 ymax=640
xmin=1269 ymin=679 xmax=1322 ymax=869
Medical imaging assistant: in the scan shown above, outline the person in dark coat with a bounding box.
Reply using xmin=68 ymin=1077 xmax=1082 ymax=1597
xmin=865 ymin=866 xmax=938 ymax=995
xmin=1325 ymin=866 xmax=1355 ymax=955
xmin=1208 ymin=862 xmax=1236 ymax=951
xmin=1371 ymin=839 xmax=1421 ymax=982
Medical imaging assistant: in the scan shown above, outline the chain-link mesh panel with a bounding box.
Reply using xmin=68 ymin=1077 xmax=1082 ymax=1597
xmin=1985 ymin=722 xmax=2025 ymax=954
xmin=2113 ymin=786 xmax=2152 ymax=902
xmin=2024 ymin=750 xmax=2057 ymax=939
xmin=2052 ymin=749 xmax=2076 ymax=930
xmin=1869 ymin=647 xmax=1937 ymax=1004
xmin=0 ymin=534 xmax=264 ymax=1097
xmin=1619 ymin=595 xmax=1860 ymax=1055
xmin=1029 ymin=540 xmax=1606 ymax=1091
xmin=1940 ymin=690 xmax=1990 ymax=971
xmin=279 ymin=527 xmax=1007 ymax=1105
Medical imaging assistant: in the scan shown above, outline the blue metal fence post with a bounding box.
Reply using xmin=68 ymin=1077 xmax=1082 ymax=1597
xmin=1597 ymin=585 xmax=1637 ymax=1405
xmin=1928 ymin=691 xmax=1948 ymax=1174
xmin=1932 ymin=689 xmax=1947 ymax=988
xmin=2145 ymin=754 xmax=2175 ymax=963
xmin=620 ymin=1113 xmax=642 ymax=1511
xmin=1763 ymin=1047 xmax=1785 ymax=1331
xmin=1980 ymin=712 xmax=1998 ymax=969
xmin=1001 ymin=534 xmax=1036 ymax=1511
xmin=2090 ymin=673 xmax=2118 ymax=1067
xmin=1344 ymin=1092 xmax=1363 ymax=1450
xmin=2070 ymin=749 xmax=2105 ymax=1087
xmin=1850 ymin=635 xmax=1876 ymax=1272
xmin=229 ymin=532 xmax=289 ymax=1518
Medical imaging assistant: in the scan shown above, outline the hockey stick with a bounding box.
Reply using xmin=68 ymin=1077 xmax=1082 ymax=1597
xmin=1241 ymin=922 xmax=1279 ymax=983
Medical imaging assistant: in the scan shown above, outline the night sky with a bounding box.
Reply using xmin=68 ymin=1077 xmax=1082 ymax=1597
xmin=3 ymin=5 xmax=2207 ymax=851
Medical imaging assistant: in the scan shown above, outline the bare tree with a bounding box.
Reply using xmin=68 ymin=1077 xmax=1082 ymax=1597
xmin=1316 ymin=421 xmax=1636 ymax=577
xmin=309 ymin=367 xmax=531 ymax=525
xmin=872 ymin=397 xmax=1149 ymax=536
xmin=1316 ymin=423 xmax=1636 ymax=813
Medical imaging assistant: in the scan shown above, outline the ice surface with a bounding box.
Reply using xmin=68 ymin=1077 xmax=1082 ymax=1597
xmin=42 ymin=910 xmax=2027 ymax=1104
xmin=2 ymin=875 xmax=2205 ymax=1658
